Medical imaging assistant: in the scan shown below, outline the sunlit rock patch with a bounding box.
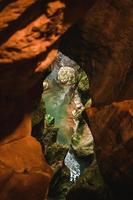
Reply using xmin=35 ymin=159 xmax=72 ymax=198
xmin=58 ymin=66 xmax=76 ymax=85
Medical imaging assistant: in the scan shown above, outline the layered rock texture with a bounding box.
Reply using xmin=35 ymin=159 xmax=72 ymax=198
xmin=0 ymin=0 xmax=93 ymax=95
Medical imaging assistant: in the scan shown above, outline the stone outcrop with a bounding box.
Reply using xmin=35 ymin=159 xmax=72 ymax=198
xmin=59 ymin=0 xmax=133 ymax=198
xmin=0 ymin=0 xmax=133 ymax=199
xmin=86 ymin=100 xmax=133 ymax=198
xmin=0 ymin=0 xmax=94 ymax=95
xmin=82 ymin=0 xmax=133 ymax=198
xmin=0 ymin=0 xmax=95 ymax=199
xmin=0 ymin=114 xmax=53 ymax=200
xmin=81 ymin=0 xmax=133 ymax=106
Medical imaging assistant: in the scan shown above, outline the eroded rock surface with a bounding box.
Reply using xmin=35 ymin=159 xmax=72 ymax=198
xmin=83 ymin=1 xmax=133 ymax=197
xmin=59 ymin=0 xmax=133 ymax=198
xmin=0 ymin=0 xmax=93 ymax=95
xmin=81 ymin=0 xmax=133 ymax=105
xmin=0 ymin=115 xmax=53 ymax=200
xmin=86 ymin=100 xmax=133 ymax=198
xmin=0 ymin=0 xmax=133 ymax=199
xmin=0 ymin=0 xmax=94 ymax=199
xmin=82 ymin=0 xmax=133 ymax=198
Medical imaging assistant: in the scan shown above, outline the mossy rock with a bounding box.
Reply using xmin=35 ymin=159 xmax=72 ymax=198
xmin=66 ymin=159 xmax=114 ymax=200
xmin=71 ymin=121 xmax=94 ymax=158
xmin=46 ymin=143 xmax=69 ymax=165
xmin=48 ymin=165 xmax=72 ymax=200
xmin=32 ymin=99 xmax=45 ymax=127
xmin=43 ymin=127 xmax=58 ymax=148
xmin=78 ymin=71 xmax=89 ymax=92
xmin=45 ymin=114 xmax=55 ymax=126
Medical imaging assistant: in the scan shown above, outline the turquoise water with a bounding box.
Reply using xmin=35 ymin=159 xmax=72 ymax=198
xmin=42 ymin=54 xmax=93 ymax=182
xmin=42 ymin=73 xmax=93 ymax=182
xmin=43 ymin=79 xmax=74 ymax=144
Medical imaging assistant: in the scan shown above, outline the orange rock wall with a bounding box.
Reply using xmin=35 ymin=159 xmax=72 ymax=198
xmin=82 ymin=0 xmax=133 ymax=196
xmin=0 ymin=0 xmax=94 ymax=199
xmin=0 ymin=0 xmax=132 ymax=198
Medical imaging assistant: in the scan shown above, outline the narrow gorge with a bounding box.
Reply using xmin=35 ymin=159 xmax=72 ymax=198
xmin=0 ymin=0 xmax=132 ymax=200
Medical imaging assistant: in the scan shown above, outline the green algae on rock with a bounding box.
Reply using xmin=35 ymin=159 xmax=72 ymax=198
xmin=78 ymin=70 xmax=90 ymax=92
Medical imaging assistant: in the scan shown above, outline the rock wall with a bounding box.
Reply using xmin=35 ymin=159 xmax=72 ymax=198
xmin=0 ymin=0 xmax=133 ymax=199
xmin=82 ymin=0 xmax=133 ymax=198
xmin=81 ymin=0 xmax=133 ymax=105
xmin=60 ymin=0 xmax=133 ymax=198
xmin=0 ymin=0 xmax=94 ymax=199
